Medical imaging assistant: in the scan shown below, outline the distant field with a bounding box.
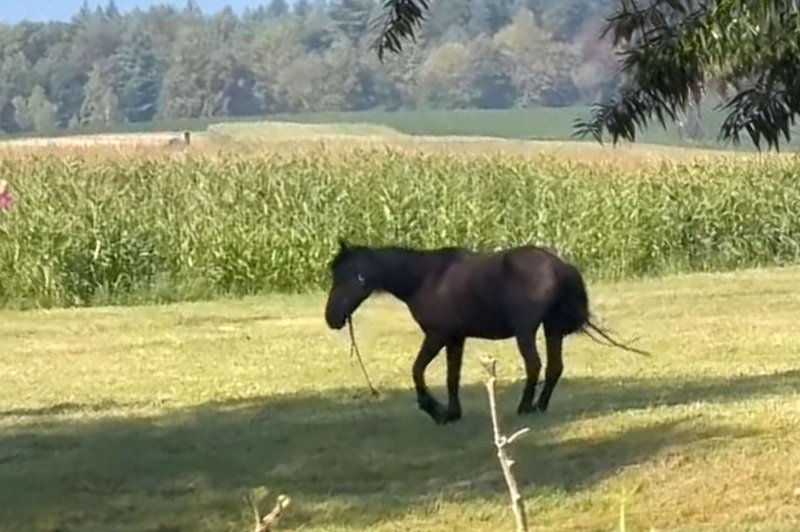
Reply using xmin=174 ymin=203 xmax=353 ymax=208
xmin=0 ymin=117 xmax=788 ymax=172
xmin=261 ymin=106 xmax=755 ymax=149
xmin=2 ymin=266 xmax=800 ymax=531
xmin=4 ymin=105 xmax=799 ymax=151
xmin=0 ymin=114 xmax=787 ymax=169
xmin=205 ymin=120 xmax=405 ymax=140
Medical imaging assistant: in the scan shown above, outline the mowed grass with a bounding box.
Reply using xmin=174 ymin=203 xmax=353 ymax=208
xmin=2 ymin=266 xmax=800 ymax=531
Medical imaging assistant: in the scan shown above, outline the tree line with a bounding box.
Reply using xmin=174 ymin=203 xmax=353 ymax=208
xmin=0 ymin=0 xmax=622 ymax=135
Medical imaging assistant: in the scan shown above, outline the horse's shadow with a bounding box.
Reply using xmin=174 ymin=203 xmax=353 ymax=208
xmin=2 ymin=369 xmax=796 ymax=530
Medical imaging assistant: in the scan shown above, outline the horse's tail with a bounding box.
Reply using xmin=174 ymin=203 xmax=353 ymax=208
xmin=582 ymin=318 xmax=651 ymax=357
xmin=549 ymin=261 xmax=591 ymax=336
xmin=551 ymin=261 xmax=650 ymax=357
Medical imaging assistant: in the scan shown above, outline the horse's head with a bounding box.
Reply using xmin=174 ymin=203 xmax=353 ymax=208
xmin=324 ymin=239 xmax=380 ymax=330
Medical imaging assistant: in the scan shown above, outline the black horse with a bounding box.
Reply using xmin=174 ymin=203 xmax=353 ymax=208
xmin=324 ymin=240 xmax=646 ymax=424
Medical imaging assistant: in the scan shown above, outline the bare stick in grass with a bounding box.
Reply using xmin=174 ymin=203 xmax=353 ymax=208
xmin=481 ymin=356 xmax=530 ymax=532
xmin=246 ymin=489 xmax=291 ymax=532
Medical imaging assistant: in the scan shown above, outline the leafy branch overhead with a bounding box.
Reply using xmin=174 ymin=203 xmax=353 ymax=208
xmin=574 ymin=0 xmax=800 ymax=151
xmin=370 ymin=0 xmax=430 ymax=61
xmin=372 ymin=0 xmax=800 ymax=151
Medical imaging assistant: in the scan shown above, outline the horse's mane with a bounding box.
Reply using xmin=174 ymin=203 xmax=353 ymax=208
xmin=330 ymin=243 xmax=470 ymax=273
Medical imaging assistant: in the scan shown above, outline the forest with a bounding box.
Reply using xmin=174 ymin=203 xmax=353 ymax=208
xmin=0 ymin=0 xmax=622 ymax=135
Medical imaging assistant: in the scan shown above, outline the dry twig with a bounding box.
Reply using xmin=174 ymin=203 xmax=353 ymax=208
xmin=246 ymin=490 xmax=291 ymax=532
xmin=481 ymin=357 xmax=530 ymax=532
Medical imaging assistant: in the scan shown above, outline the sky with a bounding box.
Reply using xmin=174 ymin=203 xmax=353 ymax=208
xmin=0 ymin=1 xmax=270 ymax=24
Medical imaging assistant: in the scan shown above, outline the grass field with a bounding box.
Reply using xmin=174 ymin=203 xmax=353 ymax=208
xmin=2 ymin=112 xmax=800 ymax=531
xmin=3 ymin=266 xmax=800 ymax=531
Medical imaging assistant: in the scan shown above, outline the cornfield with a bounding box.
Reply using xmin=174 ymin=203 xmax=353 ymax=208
xmin=1 ymin=150 xmax=799 ymax=308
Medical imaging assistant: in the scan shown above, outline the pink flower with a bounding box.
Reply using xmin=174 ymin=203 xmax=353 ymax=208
xmin=0 ymin=181 xmax=13 ymax=212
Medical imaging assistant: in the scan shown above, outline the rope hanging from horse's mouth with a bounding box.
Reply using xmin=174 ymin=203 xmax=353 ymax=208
xmin=347 ymin=316 xmax=379 ymax=396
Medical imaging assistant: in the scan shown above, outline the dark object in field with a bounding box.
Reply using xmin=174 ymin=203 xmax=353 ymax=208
xmin=324 ymin=240 xmax=647 ymax=424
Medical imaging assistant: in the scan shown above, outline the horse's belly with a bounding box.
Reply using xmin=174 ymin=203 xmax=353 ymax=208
xmin=446 ymin=305 xmax=515 ymax=339
xmin=410 ymin=275 xmax=515 ymax=339
xmin=462 ymin=315 xmax=515 ymax=339
xmin=411 ymin=306 xmax=513 ymax=339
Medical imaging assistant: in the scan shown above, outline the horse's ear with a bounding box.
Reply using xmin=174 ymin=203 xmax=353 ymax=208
xmin=338 ymin=238 xmax=349 ymax=251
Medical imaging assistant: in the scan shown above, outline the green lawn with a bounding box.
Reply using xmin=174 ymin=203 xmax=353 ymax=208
xmin=2 ymin=267 xmax=800 ymax=531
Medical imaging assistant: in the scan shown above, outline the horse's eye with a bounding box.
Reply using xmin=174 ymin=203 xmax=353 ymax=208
xmin=356 ymin=273 xmax=365 ymax=285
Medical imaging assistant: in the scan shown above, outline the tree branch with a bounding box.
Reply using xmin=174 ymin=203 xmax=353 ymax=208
xmin=481 ymin=357 xmax=529 ymax=532
xmin=575 ymin=0 xmax=800 ymax=151
xmin=368 ymin=0 xmax=429 ymax=62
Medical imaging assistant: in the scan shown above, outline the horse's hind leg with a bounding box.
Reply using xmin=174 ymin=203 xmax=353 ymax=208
xmin=514 ymin=326 xmax=543 ymax=415
xmin=535 ymin=320 xmax=564 ymax=412
xmin=412 ymin=334 xmax=447 ymax=424
xmin=444 ymin=338 xmax=465 ymax=423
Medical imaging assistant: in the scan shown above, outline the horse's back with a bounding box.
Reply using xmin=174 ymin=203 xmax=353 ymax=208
xmin=444 ymin=244 xmax=568 ymax=295
xmin=409 ymin=244 xmax=587 ymax=338
xmin=444 ymin=246 xmax=563 ymax=326
xmin=499 ymin=245 xmax=566 ymax=280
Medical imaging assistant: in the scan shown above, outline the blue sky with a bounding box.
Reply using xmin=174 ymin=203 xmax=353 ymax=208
xmin=1 ymin=1 xmax=268 ymax=24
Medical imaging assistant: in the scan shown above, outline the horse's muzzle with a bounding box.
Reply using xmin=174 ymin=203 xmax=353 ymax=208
xmin=326 ymin=313 xmax=347 ymax=330
xmin=324 ymin=300 xmax=348 ymax=330
xmin=324 ymin=289 xmax=358 ymax=330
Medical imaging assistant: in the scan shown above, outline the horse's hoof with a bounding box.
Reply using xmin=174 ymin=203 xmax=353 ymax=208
xmin=517 ymin=403 xmax=537 ymax=415
xmin=443 ymin=410 xmax=462 ymax=424
xmin=418 ymin=397 xmax=448 ymax=424
xmin=428 ymin=409 xmax=449 ymax=425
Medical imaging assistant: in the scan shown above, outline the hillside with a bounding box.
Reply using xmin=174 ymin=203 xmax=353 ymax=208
xmin=0 ymin=0 xmax=623 ymax=137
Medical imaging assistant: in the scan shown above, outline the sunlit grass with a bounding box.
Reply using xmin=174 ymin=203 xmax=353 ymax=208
xmin=2 ymin=266 xmax=800 ymax=531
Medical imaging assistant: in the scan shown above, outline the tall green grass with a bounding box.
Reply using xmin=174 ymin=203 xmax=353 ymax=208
xmin=1 ymin=151 xmax=799 ymax=308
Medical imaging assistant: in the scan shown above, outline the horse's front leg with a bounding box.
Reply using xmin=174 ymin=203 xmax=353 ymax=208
xmin=444 ymin=338 xmax=465 ymax=423
xmin=412 ymin=334 xmax=447 ymax=423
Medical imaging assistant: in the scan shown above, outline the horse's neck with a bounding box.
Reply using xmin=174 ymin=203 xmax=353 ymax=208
xmin=374 ymin=251 xmax=428 ymax=302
